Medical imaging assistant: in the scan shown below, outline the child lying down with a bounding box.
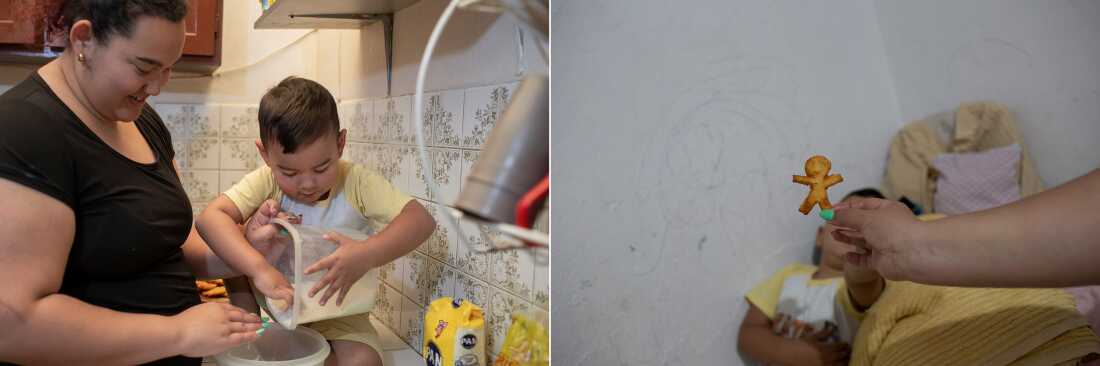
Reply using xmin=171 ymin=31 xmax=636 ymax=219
xmin=738 ymin=189 xmax=1100 ymax=366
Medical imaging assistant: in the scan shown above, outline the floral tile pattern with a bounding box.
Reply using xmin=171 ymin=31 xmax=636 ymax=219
xmin=399 ymin=296 xmax=426 ymax=350
xmin=487 ymin=287 xmax=531 ymax=358
xmin=340 ymin=100 xmax=372 ymax=142
xmin=393 ymin=146 xmax=415 ymax=196
xmin=185 ymin=139 xmax=220 ymax=170
xmin=433 ymin=149 xmax=463 ymax=205
xmin=461 ymin=84 xmax=513 ymax=149
xmin=220 ymin=139 xmax=263 ymax=171
xmin=454 ymin=272 xmax=491 ymax=313
xmin=220 ymin=104 xmax=259 ymax=138
xmin=402 ymin=251 xmax=427 ymax=306
xmin=375 ymin=97 xmax=410 ymax=144
xmin=420 ymin=201 xmax=454 ymax=264
xmin=425 ymin=90 xmax=463 ymax=148
xmin=490 ymin=247 xmax=535 ymax=301
xmin=379 ymin=260 xmax=400 ymax=292
xmin=158 ymin=104 xmax=220 ymax=140
xmin=374 ymin=282 xmax=401 ymax=330
xmin=179 ymin=170 xmax=219 ymax=203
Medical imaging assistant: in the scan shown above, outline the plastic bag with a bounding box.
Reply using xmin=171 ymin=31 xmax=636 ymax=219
xmin=493 ymin=311 xmax=549 ymax=366
xmin=424 ymin=297 xmax=486 ymax=366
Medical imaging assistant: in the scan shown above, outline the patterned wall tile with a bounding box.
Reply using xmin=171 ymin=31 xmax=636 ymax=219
xmin=431 ymin=262 xmax=457 ymax=304
xmin=220 ymin=170 xmax=248 ymax=193
xmin=184 ymin=139 xmax=220 ymax=170
xmin=532 ymin=260 xmax=548 ymax=310
xmin=157 ymin=104 xmax=220 ymax=140
xmin=456 ymin=219 xmax=493 ymax=280
xmin=344 ymin=142 xmax=370 ymax=172
xmin=171 ymin=139 xmax=189 ymax=168
xmin=410 ymin=148 xmax=430 ymax=200
xmin=406 ymin=252 xmax=450 ymax=306
xmin=379 ymin=255 xmax=401 ymax=292
xmin=402 ymin=251 xmax=426 ymax=306
xmin=375 ymin=282 xmax=402 ymax=331
xmin=490 ymin=247 xmax=535 ymax=301
xmin=461 ymin=84 xmax=514 ymax=149
xmin=220 ymin=139 xmax=264 ymax=171
xmin=421 ymin=201 xmax=456 ymax=264
xmin=374 ymin=145 xmax=401 ymax=187
xmin=454 ymin=272 xmax=491 ymax=313
xmin=428 ymin=90 xmax=464 ymax=148
xmin=220 ymin=104 xmax=259 ymax=138
xmin=393 ymin=146 xmax=415 ymax=197
xmin=179 ymin=170 xmax=219 ymax=203
xmin=486 ymin=288 xmax=533 ymax=359
xmin=340 ymin=100 xmax=372 ymax=142
xmin=374 ymin=97 xmax=410 ymax=144
xmin=411 ymin=94 xmax=434 ymax=148
xmin=433 ymin=149 xmax=463 ymax=206
xmin=399 ymin=296 xmax=426 ymax=352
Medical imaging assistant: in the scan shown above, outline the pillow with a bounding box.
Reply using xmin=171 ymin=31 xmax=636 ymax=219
xmin=931 ymin=144 xmax=1021 ymax=215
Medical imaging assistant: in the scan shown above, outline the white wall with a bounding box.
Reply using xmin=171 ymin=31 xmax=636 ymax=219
xmin=874 ymin=0 xmax=1100 ymax=186
xmin=552 ymin=0 xmax=901 ymax=364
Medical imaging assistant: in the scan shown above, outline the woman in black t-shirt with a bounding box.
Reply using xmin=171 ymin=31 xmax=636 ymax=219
xmin=0 ymin=1 xmax=261 ymax=365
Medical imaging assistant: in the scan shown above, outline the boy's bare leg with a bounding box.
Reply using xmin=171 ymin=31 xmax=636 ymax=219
xmin=325 ymin=340 xmax=382 ymax=366
xmin=225 ymin=276 xmax=261 ymax=315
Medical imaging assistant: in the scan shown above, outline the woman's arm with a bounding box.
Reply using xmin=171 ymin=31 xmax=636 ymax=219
xmin=0 ymin=178 xmax=187 ymax=364
xmin=918 ymin=169 xmax=1100 ymax=287
xmin=834 ymin=169 xmax=1100 ymax=287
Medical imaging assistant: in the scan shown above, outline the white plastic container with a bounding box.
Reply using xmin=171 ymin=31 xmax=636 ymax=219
xmin=214 ymin=325 xmax=330 ymax=365
xmin=252 ymin=218 xmax=380 ymax=329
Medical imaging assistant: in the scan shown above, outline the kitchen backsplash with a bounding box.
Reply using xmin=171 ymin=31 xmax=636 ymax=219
xmin=157 ymin=80 xmax=548 ymax=358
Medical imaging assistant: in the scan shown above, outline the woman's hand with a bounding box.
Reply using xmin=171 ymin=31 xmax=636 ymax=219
xmin=173 ymin=302 xmax=262 ymax=357
xmin=831 ymin=197 xmax=926 ymax=281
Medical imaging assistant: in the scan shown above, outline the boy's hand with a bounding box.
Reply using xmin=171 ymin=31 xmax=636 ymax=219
xmin=304 ymin=232 xmax=374 ymax=307
xmin=245 ymin=200 xmax=283 ymax=246
xmin=844 ymin=260 xmax=882 ymax=284
xmin=245 ymin=199 xmax=295 ymax=263
xmin=796 ymin=326 xmax=850 ymax=366
xmin=251 ymin=266 xmax=294 ymax=311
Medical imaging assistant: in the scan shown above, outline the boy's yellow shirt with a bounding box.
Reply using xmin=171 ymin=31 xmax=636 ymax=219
xmin=746 ymin=263 xmax=866 ymax=343
xmin=223 ymin=159 xmax=412 ymax=231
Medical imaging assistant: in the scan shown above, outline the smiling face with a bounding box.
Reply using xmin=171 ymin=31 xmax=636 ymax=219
xmin=74 ymin=16 xmax=185 ymax=122
xmin=259 ymin=130 xmax=347 ymax=204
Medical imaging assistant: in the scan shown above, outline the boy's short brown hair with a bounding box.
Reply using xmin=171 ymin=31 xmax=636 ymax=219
xmin=258 ymin=76 xmax=340 ymax=153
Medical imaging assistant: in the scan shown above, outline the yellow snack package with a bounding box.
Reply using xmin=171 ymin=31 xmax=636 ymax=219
xmin=424 ymin=297 xmax=485 ymax=366
xmin=493 ymin=312 xmax=550 ymax=366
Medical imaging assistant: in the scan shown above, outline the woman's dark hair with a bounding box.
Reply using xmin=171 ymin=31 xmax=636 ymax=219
xmin=44 ymin=0 xmax=188 ymax=45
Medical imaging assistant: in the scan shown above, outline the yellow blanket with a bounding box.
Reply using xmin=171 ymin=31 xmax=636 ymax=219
xmin=851 ymin=281 xmax=1100 ymax=366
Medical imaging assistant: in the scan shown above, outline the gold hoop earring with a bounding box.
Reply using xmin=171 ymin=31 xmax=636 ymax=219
xmin=77 ymin=53 xmax=85 ymax=62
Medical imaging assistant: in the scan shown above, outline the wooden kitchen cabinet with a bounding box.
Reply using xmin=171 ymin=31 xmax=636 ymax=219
xmin=0 ymin=0 xmax=222 ymax=74
xmin=182 ymin=0 xmax=217 ymax=56
xmin=0 ymin=0 xmax=43 ymax=45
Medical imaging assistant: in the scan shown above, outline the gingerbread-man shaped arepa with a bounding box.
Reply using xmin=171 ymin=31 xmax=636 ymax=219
xmin=793 ymin=155 xmax=843 ymax=219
